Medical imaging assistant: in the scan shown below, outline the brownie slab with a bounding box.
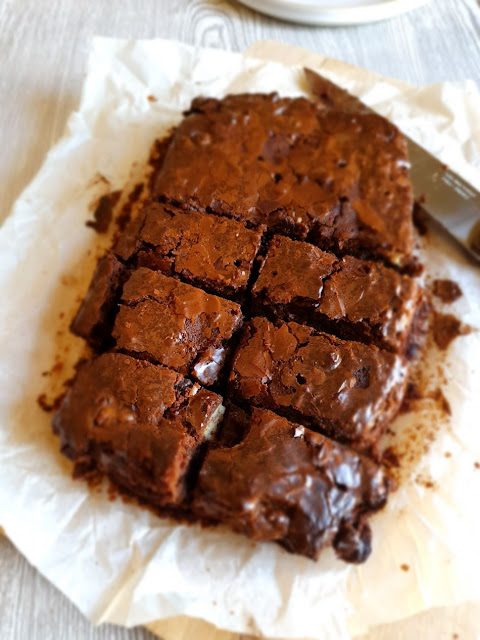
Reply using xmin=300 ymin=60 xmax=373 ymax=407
xmin=113 ymin=201 xmax=265 ymax=299
xmin=252 ymin=235 xmax=420 ymax=353
xmin=113 ymin=268 xmax=243 ymax=385
xmin=53 ymin=353 xmax=224 ymax=508
xmin=229 ymin=317 xmax=407 ymax=452
xmin=154 ymin=93 xmax=414 ymax=266
xmin=71 ymin=252 xmax=126 ymax=349
xmin=193 ymin=406 xmax=389 ymax=562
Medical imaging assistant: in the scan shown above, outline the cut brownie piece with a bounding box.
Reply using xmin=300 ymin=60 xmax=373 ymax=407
xmin=71 ymin=252 xmax=126 ymax=349
xmin=112 ymin=268 xmax=243 ymax=385
xmin=252 ymin=235 xmax=420 ymax=353
xmin=53 ymin=353 xmax=224 ymax=508
xmin=154 ymin=93 xmax=414 ymax=266
xmin=229 ymin=317 xmax=407 ymax=452
xmin=193 ymin=406 xmax=389 ymax=562
xmin=116 ymin=202 xmax=264 ymax=299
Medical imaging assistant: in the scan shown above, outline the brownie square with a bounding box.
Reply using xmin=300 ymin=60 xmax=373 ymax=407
xmin=53 ymin=353 xmax=224 ymax=508
xmin=252 ymin=235 xmax=421 ymax=353
xmin=193 ymin=406 xmax=389 ymax=562
xmin=154 ymin=93 xmax=414 ymax=266
xmin=71 ymin=252 xmax=126 ymax=349
xmin=229 ymin=317 xmax=407 ymax=452
xmin=112 ymin=268 xmax=243 ymax=385
xmin=112 ymin=201 xmax=265 ymax=300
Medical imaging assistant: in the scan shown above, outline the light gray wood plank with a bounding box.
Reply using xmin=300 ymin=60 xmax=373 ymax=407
xmin=1 ymin=1 xmax=480 ymax=638
xmin=0 ymin=536 xmax=159 ymax=640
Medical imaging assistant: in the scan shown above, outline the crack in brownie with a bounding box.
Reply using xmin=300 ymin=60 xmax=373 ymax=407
xmin=229 ymin=317 xmax=407 ymax=453
xmin=252 ymin=235 xmax=421 ymax=353
xmin=53 ymin=353 xmax=224 ymax=509
xmin=154 ymin=93 xmax=414 ymax=267
xmin=193 ymin=406 xmax=389 ymax=562
xmin=112 ymin=268 xmax=243 ymax=385
xmin=113 ymin=201 xmax=265 ymax=300
xmin=53 ymin=85 xmax=424 ymax=563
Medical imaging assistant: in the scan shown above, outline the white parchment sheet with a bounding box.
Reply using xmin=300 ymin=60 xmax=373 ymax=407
xmin=0 ymin=38 xmax=479 ymax=640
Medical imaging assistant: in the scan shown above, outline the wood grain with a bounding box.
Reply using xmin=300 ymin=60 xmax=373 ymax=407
xmin=1 ymin=0 xmax=480 ymax=638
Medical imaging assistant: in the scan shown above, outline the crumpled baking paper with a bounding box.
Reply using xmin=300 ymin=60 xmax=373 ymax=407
xmin=0 ymin=37 xmax=479 ymax=640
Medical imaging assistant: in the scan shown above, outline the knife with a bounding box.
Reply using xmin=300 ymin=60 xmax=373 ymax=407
xmin=304 ymin=67 xmax=480 ymax=262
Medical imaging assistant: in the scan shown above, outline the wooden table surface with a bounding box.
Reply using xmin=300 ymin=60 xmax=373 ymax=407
xmin=1 ymin=1 xmax=480 ymax=638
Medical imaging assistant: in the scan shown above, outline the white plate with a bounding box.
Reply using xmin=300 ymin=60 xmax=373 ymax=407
xmin=237 ymin=0 xmax=432 ymax=25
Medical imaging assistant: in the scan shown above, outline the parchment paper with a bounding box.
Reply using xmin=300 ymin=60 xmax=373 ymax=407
xmin=0 ymin=38 xmax=479 ymax=640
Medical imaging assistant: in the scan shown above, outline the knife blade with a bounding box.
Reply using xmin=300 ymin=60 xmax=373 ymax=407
xmin=304 ymin=67 xmax=480 ymax=262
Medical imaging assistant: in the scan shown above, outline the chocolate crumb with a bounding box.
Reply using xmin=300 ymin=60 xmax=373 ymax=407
xmin=400 ymin=382 xmax=421 ymax=413
xmin=147 ymin=95 xmax=157 ymax=102
xmin=400 ymin=563 xmax=409 ymax=572
xmin=116 ymin=183 xmax=144 ymax=231
xmin=86 ymin=190 xmax=122 ymax=233
xmin=474 ymin=462 xmax=480 ymax=470
xmin=445 ymin=452 xmax=452 ymax=458
xmin=37 ymin=393 xmax=64 ymax=413
xmin=382 ymin=447 xmax=400 ymax=468
xmin=432 ymin=279 xmax=463 ymax=303
xmin=413 ymin=203 xmax=429 ymax=236
xmin=468 ymin=220 xmax=480 ymax=256
xmin=429 ymin=387 xmax=451 ymax=415
xmin=432 ymin=312 xmax=471 ymax=350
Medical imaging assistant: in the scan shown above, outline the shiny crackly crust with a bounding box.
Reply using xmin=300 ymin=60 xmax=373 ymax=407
xmin=53 ymin=353 xmax=224 ymax=507
xmin=113 ymin=268 xmax=243 ymax=385
xmin=193 ymin=406 xmax=389 ymax=562
xmin=113 ymin=201 xmax=265 ymax=299
xmin=252 ymin=235 xmax=421 ymax=353
xmin=52 ymin=89 xmax=423 ymax=563
xmin=229 ymin=317 xmax=407 ymax=453
xmin=154 ymin=93 xmax=414 ymax=267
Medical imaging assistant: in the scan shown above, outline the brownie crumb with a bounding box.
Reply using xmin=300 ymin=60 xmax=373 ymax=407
xmin=116 ymin=183 xmax=144 ymax=231
xmin=399 ymin=382 xmax=421 ymax=413
xmin=147 ymin=95 xmax=157 ymax=102
xmin=429 ymin=388 xmax=451 ymax=415
xmin=469 ymin=220 xmax=480 ymax=256
xmin=412 ymin=203 xmax=429 ymax=236
xmin=87 ymin=190 xmax=122 ymax=233
xmin=432 ymin=312 xmax=471 ymax=350
xmin=400 ymin=563 xmax=409 ymax=572
xmin=382 ymin=447 xmax=400 ymax=468
xmin=432 ymin=279 xmax=463 ymax=303
xmin=37 ymin=393 xmax=64 ymax=413
xmin=474 ymin=462 xmax=480 ymax=470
